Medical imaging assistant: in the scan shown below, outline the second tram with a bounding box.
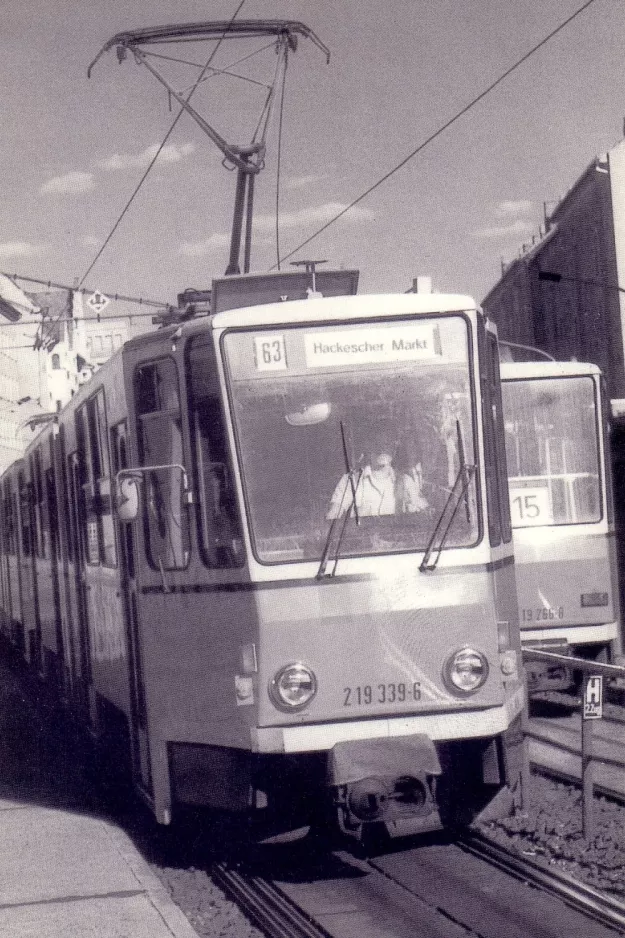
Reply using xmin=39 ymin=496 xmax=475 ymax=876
xmin=501 ymin=359 xmax=622 ymax=691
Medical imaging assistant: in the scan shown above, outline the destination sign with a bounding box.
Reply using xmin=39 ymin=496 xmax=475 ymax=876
xmin=304 ymin=323 xmax=441 ymax=368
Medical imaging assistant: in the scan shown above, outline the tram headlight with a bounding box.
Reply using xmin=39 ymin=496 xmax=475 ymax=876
xmin=269 ymin=663 xmax=317 ymax=711
xmin=443 ymin=647 xmax=489 ymax=695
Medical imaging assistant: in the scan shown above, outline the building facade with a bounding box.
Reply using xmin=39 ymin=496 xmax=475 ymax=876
xmin=0 ymin=282 xmax=133 ymax=472
xmin=482 ymin=138 xmax=625 ymax=403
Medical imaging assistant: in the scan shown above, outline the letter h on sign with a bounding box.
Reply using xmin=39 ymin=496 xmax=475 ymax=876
xmin=583 ymin=676 xmax=603 ymax=720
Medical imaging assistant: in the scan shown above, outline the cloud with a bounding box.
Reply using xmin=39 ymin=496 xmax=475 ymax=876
xmin=283 ymin=174 xmax=328 ymax=192
xmin=494 ymin=199 xmax=534 ymax=218
xmin=178 ymin=202 xmax=374 ymax=256
xmin=40 ymin=172 xmax=95 ymax=195
xmin=0 ymin=241 xmax=46 ymax=259
xmin=97 ymin=143 xmax=196 ymax=171
xmin=472 ymin=219 xmax=534 ymax=240
xmin=253 ymin=201 xmax=374 ymax=233
xmin=179 ymin=233 xmax=230 ymax=257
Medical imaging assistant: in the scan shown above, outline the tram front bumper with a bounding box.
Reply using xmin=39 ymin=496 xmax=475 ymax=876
xmin=329 ymin=735 xmax=441 ymax=827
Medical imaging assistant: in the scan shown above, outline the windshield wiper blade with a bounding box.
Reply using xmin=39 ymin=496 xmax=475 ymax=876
xmin=456 ymin=418 xmax=472 ymax=525
xmin=316 ymin=420 xmax=361 ymax=579
xmin=316 ymin=467 xmax=363 ymax=579
xmin=340 ymin=420 xmax=360 ymax=526
xmin=419 ymin=462 xmax=476 ymax=573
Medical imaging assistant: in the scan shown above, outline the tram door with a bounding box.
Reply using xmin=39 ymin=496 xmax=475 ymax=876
xmin=111 ymin=421 xmax=151 ymax=792
xmin=67 ymin=452 xmax=93 ymax=721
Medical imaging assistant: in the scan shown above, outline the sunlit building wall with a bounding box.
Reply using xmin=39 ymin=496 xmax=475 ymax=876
xmin=482 ymin=138 xmax=625 ymax=402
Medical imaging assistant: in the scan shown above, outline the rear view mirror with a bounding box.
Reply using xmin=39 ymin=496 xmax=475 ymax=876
xmin=115 ymin=472 xmax=141 ymax=522
xmin=285 ymin=402 xmax=331 ymax=426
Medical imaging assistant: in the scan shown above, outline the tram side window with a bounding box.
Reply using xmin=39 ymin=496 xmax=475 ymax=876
xmin=135 ymin=358 xmax=189 ymax=571
xmin=1 ymin=489 xmax=8 ymax=555
xmin=9 ymin=493 xmax=18 ymax=555
xmin=3 ymin=487 xmax=16 ymax=555
xmin=45 ymin=466 xmax=59 ymax=562
xmin=30 ymin=453 xmax=46 ymax=559
xmin=36 ymin=451 xmax=50 ymax=560
xmin=58 ymin=429 xmax=75 ymax=563
xmin=93 ymin=391 xmax=116 ymax=567
xmin=18 ymin=475 xmax=33 ymax=557
xmin=76 ymin=391 xmax=117 ymax=567
xmin=187 ymin=338 xmax=244 ymax=569
xmin=77 ymin=408 xmax=100 ymax=565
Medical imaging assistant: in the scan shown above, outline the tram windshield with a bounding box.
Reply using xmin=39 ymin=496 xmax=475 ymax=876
xmin=502 ymin=376 xmax=601 ymax=528
xmin=223 ymin=315 xmax=479 ymax=563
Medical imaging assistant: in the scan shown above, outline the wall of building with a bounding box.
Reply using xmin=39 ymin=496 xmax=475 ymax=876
xmin=482 ymin=139 xmax=625 ymax=401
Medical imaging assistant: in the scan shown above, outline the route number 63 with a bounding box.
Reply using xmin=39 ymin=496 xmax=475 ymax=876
xmin=254 ymin=334 xmax=287 ymax=371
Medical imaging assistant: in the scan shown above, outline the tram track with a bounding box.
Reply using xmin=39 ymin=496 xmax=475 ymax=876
xmin=209 ymin=828 xmax=625 ymax=938
xmin=211 ymin=861 xmax=332 ymax=938
xmin=527 ymin=699 xmax=625 ymax=803
xmin=457 ymin=830 xmax=625 ymax=934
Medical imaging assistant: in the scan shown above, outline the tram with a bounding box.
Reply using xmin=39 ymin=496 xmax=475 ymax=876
xmin=500 ymin=358 xmax=622 ymax=692
xmin=0 ymin=271 xmax=525 ymax=840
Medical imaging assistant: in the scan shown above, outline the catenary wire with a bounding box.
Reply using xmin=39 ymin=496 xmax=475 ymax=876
xmin=3 ymin=271 xmax=168 ymax=309
xmin=272 ymin=0 xmax=600 ymax=267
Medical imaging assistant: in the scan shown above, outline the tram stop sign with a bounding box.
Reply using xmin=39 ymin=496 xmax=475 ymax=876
xmin=583 ymin=675 xmax=603 ymax=720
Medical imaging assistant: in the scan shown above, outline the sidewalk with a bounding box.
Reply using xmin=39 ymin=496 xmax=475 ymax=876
xmin=0 ymin=654 xmax=199 ymax=938
xmin=0 ymin=797 xmax=200 ymax=938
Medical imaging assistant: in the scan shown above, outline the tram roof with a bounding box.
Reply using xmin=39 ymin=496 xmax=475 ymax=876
xmin=209 ymin=292 xmax=479 ymax=330
xmin=500 ymin=360 xmax=602 ymax=380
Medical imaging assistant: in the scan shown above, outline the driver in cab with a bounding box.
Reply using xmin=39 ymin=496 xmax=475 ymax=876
xmin=326 ymin=440 xmax=428 ymax=519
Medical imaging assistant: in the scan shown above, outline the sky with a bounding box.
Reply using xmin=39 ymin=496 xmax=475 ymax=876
xmin=1 ymin=0 xmax=625 ymax=311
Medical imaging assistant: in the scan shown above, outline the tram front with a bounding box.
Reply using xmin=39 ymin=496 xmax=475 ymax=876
xmin=213 ymin=292 xmax=525 ymax=838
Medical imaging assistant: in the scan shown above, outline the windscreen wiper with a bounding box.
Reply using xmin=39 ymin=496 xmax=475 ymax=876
xmin=316 ymin=421 xmax=361 ymax=578
xmin=456 ymin=418 xmax=472 ymax=526
xmin=420 ymin=421 xmax=476 ymax=572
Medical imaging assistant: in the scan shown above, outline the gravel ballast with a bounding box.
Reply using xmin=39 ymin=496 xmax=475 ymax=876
xmin=478 ymin=772 xmax=625 ymax=898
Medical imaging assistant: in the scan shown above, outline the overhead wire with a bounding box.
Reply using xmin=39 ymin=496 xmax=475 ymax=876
xmin=272 ymin=0 xmax=600 ymax=267
xmin=3 ymin=271 xmax=168 ymax=309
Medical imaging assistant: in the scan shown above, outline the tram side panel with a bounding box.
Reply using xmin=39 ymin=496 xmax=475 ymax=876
xmin=0 ymin=473 xmax=19 ymax=641
xmin=4 ymin=464 xmax=25 ymax=654
xmin=16 ymin=459 xmax=41 ymax=667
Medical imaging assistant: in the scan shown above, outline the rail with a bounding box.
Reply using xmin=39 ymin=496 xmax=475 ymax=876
xmin=522 ymin=647 xmax=625 ymax=838
xmin=211 ymin=862 xmax=332 ymax=938
xmin=460 ymin=830 xmax=625 ymax=933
